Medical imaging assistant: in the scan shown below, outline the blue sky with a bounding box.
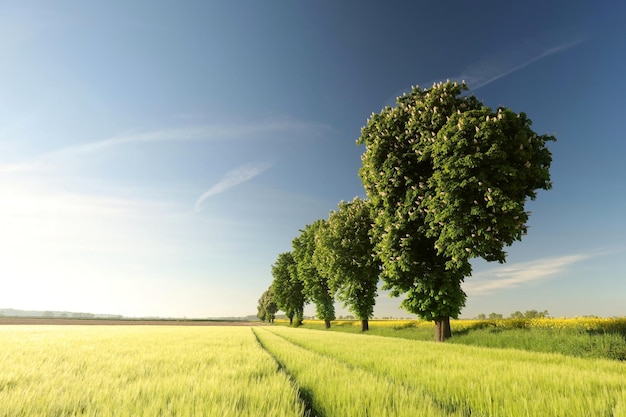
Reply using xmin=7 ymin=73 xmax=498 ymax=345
xmin=1 ymin=1 xmax=624 ymax=318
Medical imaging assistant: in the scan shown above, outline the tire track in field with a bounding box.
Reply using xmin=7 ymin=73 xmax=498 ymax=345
xmin=255 ymin=327 xmax=466 ymax=417
xmin=262 ymin=327 xmax=471 ymax=417
xmin=251 ymin=328 xmax=320 ymax=417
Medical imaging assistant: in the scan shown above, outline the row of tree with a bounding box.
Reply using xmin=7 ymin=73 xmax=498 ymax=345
xmin=258 ymin=81 xmax=554 ymax=341
xmin=258 ymin=198 xmax=379 ymax=331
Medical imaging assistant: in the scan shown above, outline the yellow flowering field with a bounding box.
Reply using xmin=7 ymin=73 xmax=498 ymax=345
xmin=292 ymin=316 xmax=626 ymax=332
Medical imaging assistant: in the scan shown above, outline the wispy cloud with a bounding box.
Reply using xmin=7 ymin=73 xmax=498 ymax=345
xmin=455 ymin=37 xmax=585 ymax=90
xmin=385 ymin=36 xmax=585 ymax=107
xmin=54 ymin=121 xmax=321 ymax=155
xmin=1 ymin=120 xmax=330 ymax=174
xmin=193 ymin=163 xmax=272 ymax=212
xmin=464 ymin=254 xmax=590 ymax=296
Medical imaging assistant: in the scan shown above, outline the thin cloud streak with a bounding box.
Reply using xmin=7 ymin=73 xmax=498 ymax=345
xmin=193 ymin=163 xmax=272 ymax=212
xmin=457 ymin=37 xmax=585 ymax=90
xmin=464 ymin=254 xmax=590 ymax=296
xmin=57 ymin=121 xmax=321 ymax=155
xmin=384 ymin=37 xmax=585 ymax=109
xmin=1 ymin=120 xmax=329 ymax=174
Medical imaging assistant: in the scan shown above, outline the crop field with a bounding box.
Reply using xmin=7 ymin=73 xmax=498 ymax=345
xmin=1 ymin=324 xmax=625 ymax=416
xmin=0 ymin=326 xmax=303 ymax=417
xmin=255 ymin=326 xmax=626 ymax=417
xmin=284 ymin=317 xmax=626 ymax=360
xmin=283 ymin=316 xmax=626 ymax=334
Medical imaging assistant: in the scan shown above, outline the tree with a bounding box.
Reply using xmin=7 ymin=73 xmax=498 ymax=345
xmin=257 ymin=286 xmax=278 ymax=323
xmin=523 ymin=309 xmax=549 ymax=319
xmin=357 ymin=81 xmax=554 ymax=341
xmin=510 ymin=311 xmax=524 ymax=319
xmin=292 ymin=220 xmax=336 ymax=328
xmin=314 ymin=197 xmax=380 ymax=332
xmin=256 ymin=292 xmax=268 ymax=322
xmin=271 ymin=252 xmax=306 ymax=326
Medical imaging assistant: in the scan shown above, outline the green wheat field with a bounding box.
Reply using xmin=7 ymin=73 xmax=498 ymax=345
xmin=0 ymin=324 xmax=624 ymax=416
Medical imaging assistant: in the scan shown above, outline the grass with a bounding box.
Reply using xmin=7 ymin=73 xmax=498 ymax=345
xmin=253 ymin=327 xmax=464 ymax=417
xmin=3 ymin=322 xmax=624 ymax=416
xmin=260 ymin=326 xmax=626 ymax=416
xmin=278 ymin=317 xmax=626 ymax=360
xmin=449 ymin=327 xmax=626 ymax=360
xmin=0 ymin=326 xmax=304 ymax=417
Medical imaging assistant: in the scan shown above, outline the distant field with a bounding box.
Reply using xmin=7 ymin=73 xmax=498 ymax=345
xmin=0 ymin=317 xmax=265 ymax=326
xmin=280 ymin=316 xmax=626 ymax=333
xmin=1 ymin=324 xmax=624 ymax=416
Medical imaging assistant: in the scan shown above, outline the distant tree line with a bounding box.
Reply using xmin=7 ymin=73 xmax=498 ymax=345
xmin=258 ymin=81 xmax=554 ymax=341
xmin=0 ymin=309 xmax=123 ymax=319
xmin=475 ymin=310 xmax=550 ymax=320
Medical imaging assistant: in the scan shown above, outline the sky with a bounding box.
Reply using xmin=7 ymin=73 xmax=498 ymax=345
xmin=1 ymin=1 xmax=625 ymax=319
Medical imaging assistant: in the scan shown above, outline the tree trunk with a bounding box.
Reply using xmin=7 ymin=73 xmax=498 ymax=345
xmin=288 ymin=315 xmax=293 ymax=326
xmin=434 ymin=316 xmax=451 ymax=342
xmin=361 ymin=319 xmax=369 ymax=332
xmin=324 ymin=319 xmax=331 ymax=329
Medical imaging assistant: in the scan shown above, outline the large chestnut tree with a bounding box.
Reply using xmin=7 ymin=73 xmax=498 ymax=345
xmin=357 ymin=81 xmax=554 ymax=341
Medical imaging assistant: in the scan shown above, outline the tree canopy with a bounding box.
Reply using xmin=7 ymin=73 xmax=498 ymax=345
xmin=257 ymin=285 xmax=278 ymax=323
xmin=314 ymin=197 xmax=380 ymax=331
xmin=271 ymin=252 xmax=305 ymax=326
xmin=292 ymin=220 xmax=335 ymax=328
xmin=357 ymin=81 xmax=554 ymax=340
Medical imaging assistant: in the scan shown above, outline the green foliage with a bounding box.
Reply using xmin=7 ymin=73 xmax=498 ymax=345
xmin=257 ymin=286 xmax=278 ymax=322
xmin=357 ymin=81 xmax=555 ymax=322
xmin=520 ymin=309 xmax=549 ymax=319
xmin=292 ymin=220 xmax=335 ymax=323
xmin=314 ymin=198 xmax=380 ymax=322
xmin=271 ymin=252 xmax=305 ymax=325
xmin=476 ymin=313 xmax=506 ymax=320
xmin=477 ymin=310 xmax=549 ymax=320
xmin=510 ymin=310 xmax=524 ymax=319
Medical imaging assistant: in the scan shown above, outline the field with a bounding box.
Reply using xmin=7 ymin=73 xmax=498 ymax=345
xmin=0 ymin=317 xmax=265 ymax=326
xmin=282 ymin=317 xmax=626 ymax=360
xmin=0 ymin=325 xmax=302 ymax=417
xmin=1 ymin=323 xmax=625 ymax=416
xmin=256 ymin=326 xmax=626 ymax=416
